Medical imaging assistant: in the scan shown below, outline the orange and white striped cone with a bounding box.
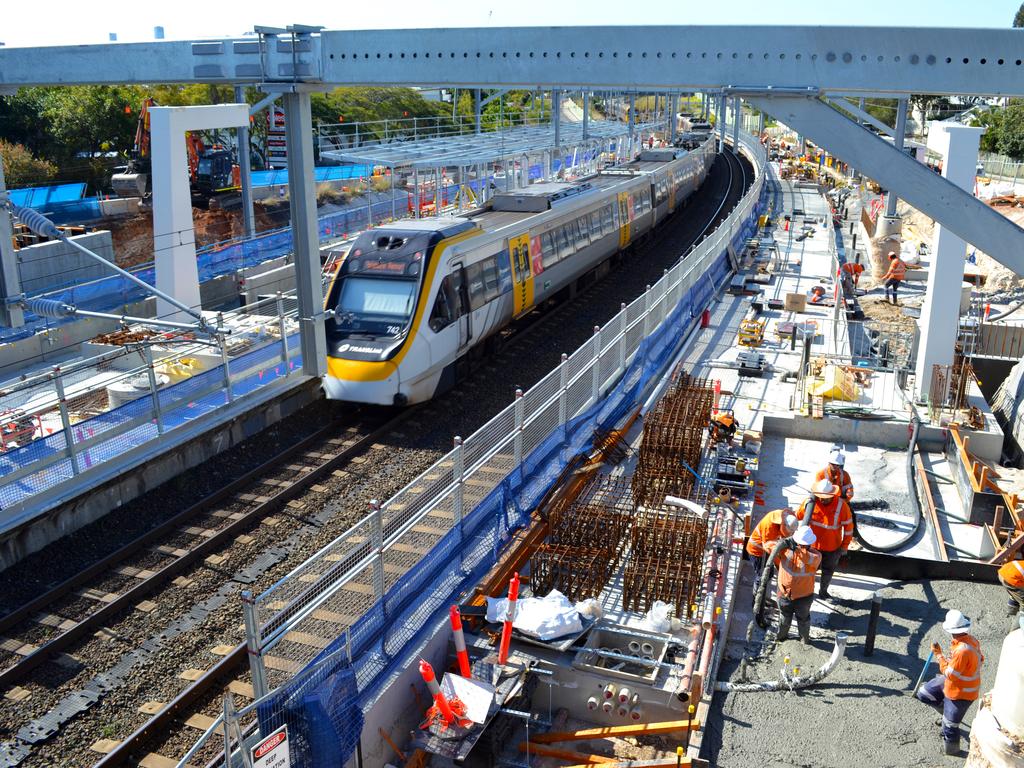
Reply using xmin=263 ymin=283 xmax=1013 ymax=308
xmin=419 ymin=659 xmax=456 ymax=725
xmin=449 ymin=605 xmax=472 ymax=678
xmin=497 ymin=572 xmax=520 ymax=666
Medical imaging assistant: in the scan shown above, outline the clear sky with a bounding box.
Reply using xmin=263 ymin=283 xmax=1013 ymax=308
xmin=1 ymin=0 xmax=1021 ymax=47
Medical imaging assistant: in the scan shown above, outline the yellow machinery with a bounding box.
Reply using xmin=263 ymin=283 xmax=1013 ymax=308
xmin=737 ymin=318 xmax=766 ymax=347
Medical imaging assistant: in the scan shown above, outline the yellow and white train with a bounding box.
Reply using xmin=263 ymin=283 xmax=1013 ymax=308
xmin=323 ymin=139 xmax=716 ymax=405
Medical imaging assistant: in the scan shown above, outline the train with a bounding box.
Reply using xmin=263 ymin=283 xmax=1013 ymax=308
xmin=322 ymin=136 xmax=716 ymax=405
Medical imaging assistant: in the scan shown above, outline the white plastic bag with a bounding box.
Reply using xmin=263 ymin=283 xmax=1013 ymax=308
xmin=485 ymin=590 xmax=583 ymax=640
xmin=643 ymin=600 xmax=673 ymax=633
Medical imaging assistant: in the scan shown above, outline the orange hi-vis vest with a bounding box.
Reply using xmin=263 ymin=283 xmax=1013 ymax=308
xmin=999 ymin=559 xmax=1024 ymax=588
xmin=775 ymin=546 xmax=822 ymax=600
xmin=815 ymin=465 xmax=854 ymax=500
xmin=885 ymin=258 xmax=907 ymax=281
xmin=941 ymin=634 xmax=984 ymax=701
xmin=801 ymin=496 xmax=854 ymax=553
xmin=746 ymin=509 xmax=789 ymax=557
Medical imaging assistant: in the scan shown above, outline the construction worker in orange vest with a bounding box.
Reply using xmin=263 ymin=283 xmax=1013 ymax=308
xmin=746 ymin=509 xmax=799 ymax=600
xmin=773 ymin=525 xmax=821 ymax=644
xmin=916 ymin=609 xmax=984 ymax=756
xmin=799 ymin=479 xmax=854 ymax=600
xmin=998 ymin=558 xmax=1024 ymax=630
xmin=882 ymin=250 xmax=907 ymax=305
xmin=814 ymin=449 xmax=854 ymax=501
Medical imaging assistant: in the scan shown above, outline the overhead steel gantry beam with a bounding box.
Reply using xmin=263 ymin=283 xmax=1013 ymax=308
xmin=2 ymin=27 xmax=1024 ymax=96
xmin=744 ymin=92 xmax=1024 ymax=273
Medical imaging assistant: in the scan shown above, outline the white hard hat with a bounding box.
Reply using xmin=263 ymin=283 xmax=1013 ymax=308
xmin=812 ymin=478 xmax=837 ymax=497
xmin=782 ymin=513 xmax=799 ymax=534
xmin=793 ymin=526 xmax=817 ymax=546
xmin=829 ymin=450 xmax=846 ymax=467
xmin=942 ymin=609 xmax=972 ymax=634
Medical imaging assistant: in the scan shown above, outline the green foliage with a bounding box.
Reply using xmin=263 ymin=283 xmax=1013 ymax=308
xmin=1015 ymin=2 xmax=1024 ymax=27
xmin=974 ymin=100 xmax=1024 ymax=160
xmin=311 ymin=87 xmax=449 ymax=132
xmin=39 ymin=85 xmax=146 ymax=160
xmin=0 ymin=139 xmax=58 ymax=187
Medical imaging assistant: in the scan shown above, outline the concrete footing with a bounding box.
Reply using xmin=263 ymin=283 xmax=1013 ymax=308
xmin=0 ymin=377 xmax=322 ymax=571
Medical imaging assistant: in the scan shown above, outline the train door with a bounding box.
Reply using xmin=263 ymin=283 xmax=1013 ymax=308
xmin=668 ymin=173 xmax=677 ymax=213
xmin=509 ymin=234 xmax=534 ymax=317
xmin=617 ymin=192 xmax=631 ymax=248
xmin=452 ymin=263 xmax=472 ymax=351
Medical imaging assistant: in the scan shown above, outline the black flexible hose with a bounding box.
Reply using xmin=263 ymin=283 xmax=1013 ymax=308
xmin=753 ymin=538 xmax=792 ymax=629
xmin=853 ymin=407 xmax=923 ymax=552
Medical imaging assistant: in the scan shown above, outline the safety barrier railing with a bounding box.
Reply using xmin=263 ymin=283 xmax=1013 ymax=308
xmin=0 ymin=292 xmax=303 ymax=524
xmin=241 ymin=132 xmax=763 ymax=689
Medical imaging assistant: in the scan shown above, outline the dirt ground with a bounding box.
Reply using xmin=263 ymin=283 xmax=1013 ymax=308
xmin=106 ymin=200 xmax=291 ymax=269
xmin=703 ymin=574 xmax=1013 ymax=768
xmin=858 ymin=295 xmax=920 ymax=333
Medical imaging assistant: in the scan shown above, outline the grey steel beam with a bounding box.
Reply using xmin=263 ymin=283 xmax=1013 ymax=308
xmin=0 ymin=162 xmax=24 ymax=327
xmin=885 ymin=98 xmax=910 ymax=217
xmin=235 ymin=86 xmax=256 ymax=240
xmin=479 ymin=89 xmax=510 ymax=107
xmin=745 ymin=93 xmax=1024 ymax=274
xmin=3 ymin=28 xmax=1024 ymax=96
xmin=827 ymin=96 xmax=896 ymax=137
xmin=281 ymin=90 xmax=327 ymax=377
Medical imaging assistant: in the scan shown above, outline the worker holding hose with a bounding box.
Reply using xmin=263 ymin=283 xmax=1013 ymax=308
xmin=746 ymin=510 xmax=798 ymax=602
xmin=799 ymin=479 xmax=854 ymax=600
xmin=997 ymin=558 xmax=1024 ymax=631
xmin=814 ymin=450 xmax=854 ymax=501
xmin=772 ymin=525 xmax=821 ymax=644
xmin=916 ymin=610 xmax=984 ymax=757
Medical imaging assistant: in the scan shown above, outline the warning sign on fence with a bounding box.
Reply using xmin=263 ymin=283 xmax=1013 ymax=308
xmin=251 ymin=725 xmax=290 ymax=768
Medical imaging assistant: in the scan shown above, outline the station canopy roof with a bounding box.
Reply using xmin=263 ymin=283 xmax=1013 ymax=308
xmin=320 ymin=119 xmax=665 ymax=170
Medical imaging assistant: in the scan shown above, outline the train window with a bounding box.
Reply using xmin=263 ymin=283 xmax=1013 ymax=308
xmin=465 ymin=262 xmax=487 ymax=310
xmin=602 ymin=205 xmax=615 ymax=231
xmin=574 ymin=218 xmax=589 ymax=246
xmin=556 ymin=226 xmax=572 ymax=259
xmin=497 ymin=253 xmax=513 ymax=293
xmin=429 ymin=276 xmax=458 ymax=332
xmin=541 ymin=232 xmax=559 ymax=269
xmin=481 ymin=258 xmax=501 ymax=302
xmin=590 ymin=211 xmax=603 ymax=237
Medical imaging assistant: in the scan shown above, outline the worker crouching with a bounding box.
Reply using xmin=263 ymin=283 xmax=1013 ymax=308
xmin=745 ymin=509 xmax=798 ymax=602
xmin=915 ymin=610 xmax=984 ymax=756
xmin=773 ymin=525 xmax=821 ymax=644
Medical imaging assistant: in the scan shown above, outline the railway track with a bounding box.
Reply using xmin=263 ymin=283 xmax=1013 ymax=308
xmin=0 ymin=149 xmax=753 ymax=768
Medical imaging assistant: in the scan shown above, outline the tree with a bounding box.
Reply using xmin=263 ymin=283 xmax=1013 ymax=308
xmin=1015 ymin=2 xmax=1024 ymax=27
xmin=39 ymin=85 xmax=146 ymax=161
xmin=0 ymin=140 xmax=57 ymax=187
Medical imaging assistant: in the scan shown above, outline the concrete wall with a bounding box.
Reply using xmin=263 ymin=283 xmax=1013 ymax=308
xmin=18 ymin=230 xmax=113 ymax=296
xmin=0 ymin=377 xmax=322 ymax=571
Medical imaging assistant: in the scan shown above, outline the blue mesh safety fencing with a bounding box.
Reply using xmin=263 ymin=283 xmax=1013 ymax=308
xmin=0 ymin=335 xmax=302 ymax=519
xmin=254 ymin=188 xmax=766 ymax=768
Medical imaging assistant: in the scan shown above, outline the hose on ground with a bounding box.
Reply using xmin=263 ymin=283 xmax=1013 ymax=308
xmin=854 ymin=402 xmax=923 ymax=552
xmin=715 ymin=631 xmax=850 ymax=692
xmin=753 ymin=538 xmax=791 ymax=630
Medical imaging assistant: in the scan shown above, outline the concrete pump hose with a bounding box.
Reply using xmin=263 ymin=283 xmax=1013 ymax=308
xmin=753 ymin=537 xmax=791 ymax=629
xmin=714 ymin=631 xmax=850 ymax=693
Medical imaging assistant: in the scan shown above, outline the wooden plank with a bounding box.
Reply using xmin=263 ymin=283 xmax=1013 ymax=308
xmin=178 ymin=668 xmax=206 ymax=681
xmin=312 ymin=608 xmax=358 ymax=625
xmin=988 ymin=530 xmax=1024 ymax=565
xmin=916 ymin=459 xmax=948 ymax=563
xmin=141 ymin=754 xmax=195 ymax=768
xmin=90 ymin=739 xmax=121 ymax=754
xmin=531 ymin=720 xmax=701 ymax=744
xmin=519 ymin=744 xmax=617 ymax=763
xmin=282 ymin=631 xmax=330 ymax=650
xmin=229 ymin=680 xmax=255 ymax=699
xmin=264 ymin=655 xmax=302 ymax=674
xmin=184 ymin=713 xmax=217 ymax=731
xmin=138 ymin=701 xmax=164 ymax=715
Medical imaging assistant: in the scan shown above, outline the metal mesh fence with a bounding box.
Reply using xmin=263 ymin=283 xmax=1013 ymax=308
xmin=184 ymin=132 xmax=770 ymax=767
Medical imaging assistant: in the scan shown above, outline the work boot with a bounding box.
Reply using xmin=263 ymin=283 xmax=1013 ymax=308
xmin=776 ymin=615 xmax=792 ymax=642
xmin=943 ymin=739 xmax=960 ymax=756
xmin=1008 ymin=600 xmax=1020 ymax=618
xmin=798 ymin=623 xmax=811 ymax=645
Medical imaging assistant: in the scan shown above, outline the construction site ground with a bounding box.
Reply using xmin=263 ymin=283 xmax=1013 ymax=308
xmin=675 ymin=168 xmax=1013 ymax=766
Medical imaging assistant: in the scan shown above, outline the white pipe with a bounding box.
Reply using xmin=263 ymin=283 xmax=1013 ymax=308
xmin=715 ymin=631 xmax=849 ymax=692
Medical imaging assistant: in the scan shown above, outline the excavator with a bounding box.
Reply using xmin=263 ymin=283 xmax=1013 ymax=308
xmin=112 ymin=98 xmax=244 ymax=208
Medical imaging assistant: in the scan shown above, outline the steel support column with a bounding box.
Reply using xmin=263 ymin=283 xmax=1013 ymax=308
xmin=475 ymin=88 xmax=482 ymax=134
xmin=745 ymin=94 xmax=1024 ymax=274
xmin=583 ymin=91 xmax=590 ymax=140
xmin=670 ymin=93 xmax=678 ymax=142
xmin=731 ymin=96 xmax=740 ymax=148
xmin=0 ymin=159 xmax=24 ymax=327
xmin=718 ymin=93 xmax=726 ymax=152
xmin=234 ymin=86 xmax=256 ymax=240
xmin=884 ymin=98 xmax=909 ymax=217
xmin=282 ymin=90 xmax=327 ymax=378
xmin=553 ymin=89 xmax=561 ymax=149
